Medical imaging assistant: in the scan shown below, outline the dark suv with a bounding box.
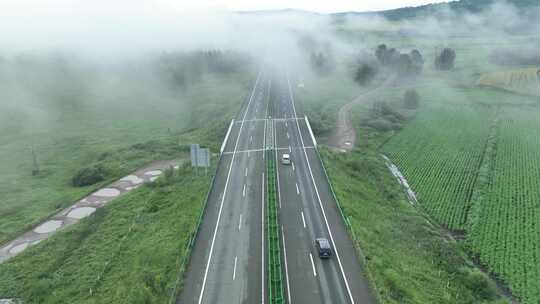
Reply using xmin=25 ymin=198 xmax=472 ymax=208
xmin=315 ymin=238 xmax=332 ymax=258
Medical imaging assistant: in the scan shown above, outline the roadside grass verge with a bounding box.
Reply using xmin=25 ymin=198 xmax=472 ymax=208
xmin=0 ymin=161 xmax=211 ymax=303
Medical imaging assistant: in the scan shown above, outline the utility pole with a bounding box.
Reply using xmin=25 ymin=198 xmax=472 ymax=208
xmin=31 ymin=144 xmax=39 ymax=176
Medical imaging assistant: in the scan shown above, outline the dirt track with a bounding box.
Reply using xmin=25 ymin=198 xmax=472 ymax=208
xmin=327 ymin=79 xmax=394 ymax=152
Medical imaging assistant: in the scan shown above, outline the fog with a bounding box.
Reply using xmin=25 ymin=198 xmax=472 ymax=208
xmin=1 ymin=0 xmax=540 ymax=141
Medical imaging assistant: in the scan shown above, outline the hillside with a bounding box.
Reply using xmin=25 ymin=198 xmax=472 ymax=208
xmin=335 ymin=0 xmax=540 ymax=20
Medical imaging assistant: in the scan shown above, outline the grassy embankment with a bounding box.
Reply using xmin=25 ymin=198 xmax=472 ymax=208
xmin=0 ymin=57 xmax=252 ymax=245
xmin=0 ymin=163 xmax=210 ymax=303
xmin=0 ymin=53 xmax=254 ymax=302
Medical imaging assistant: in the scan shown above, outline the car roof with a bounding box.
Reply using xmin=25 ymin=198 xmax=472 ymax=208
xmin=283 ymin=153 xmax=290 ymax=157
xmin=316 ymin=238 xmax=330 ymax=248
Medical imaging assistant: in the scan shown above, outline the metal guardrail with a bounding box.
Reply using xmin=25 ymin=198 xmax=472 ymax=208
xmin=313 ymin=147 xmax=383 ymax=304
xmin=266 ymin=148 xmax=285 ymax=304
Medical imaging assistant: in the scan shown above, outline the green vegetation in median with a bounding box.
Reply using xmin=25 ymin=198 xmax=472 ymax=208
xmin=266 ymin=149 xmax=285 ymax=304
xmin=0 ymin=162 xmax=211 ymax=303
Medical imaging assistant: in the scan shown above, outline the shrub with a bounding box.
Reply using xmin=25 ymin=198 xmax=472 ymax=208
xmin=72 ymin=165 xmax=107 ymax=187
xmin=354 ymin=64 xmax=377 ymax=86
xmin=404 ymin=89 xmax=420 ymax=109
xmin=365 ymin=119 xmax=395 ymax=132
xmin=435 ymin=48 xmax=456 ymax=71
xmin=462 ymin=269 xmax=499 ymax=301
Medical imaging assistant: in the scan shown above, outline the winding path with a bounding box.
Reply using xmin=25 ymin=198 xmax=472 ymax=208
xmin=327 ymin=78 xmax=395 ymax=152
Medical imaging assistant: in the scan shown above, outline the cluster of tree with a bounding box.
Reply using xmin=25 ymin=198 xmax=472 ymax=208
xmin=434 ymin=48 xmax=456 ymax=71
xmin=375 ymin=44 xmax=424 ymax=77
xmin=361 ymin=89 xmax=421 ymax=132
xmin=310 ymin=51 xmax=335 ymax=75
xmin=157 ymin=50 xmax=247 ymax=87
xmin=354 ymin=63 xmax=377 ymax=86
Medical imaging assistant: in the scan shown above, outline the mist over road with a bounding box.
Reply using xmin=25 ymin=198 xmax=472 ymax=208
xmin=178 ymin=62 xmax=375 ymax=303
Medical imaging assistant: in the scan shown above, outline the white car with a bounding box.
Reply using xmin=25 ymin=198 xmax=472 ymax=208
xmin=281 ymin=153 xmax=291 ymax=165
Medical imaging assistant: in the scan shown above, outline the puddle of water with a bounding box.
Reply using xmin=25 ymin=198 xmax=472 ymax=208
xmin=93 ymin=188 xmax=120 ymax=197
xmin=67 ymin=207 xmax=96 ymax=219
xmin=9 ymin=243 xmax=28 ymax=254
xmin=144 ymin=170 xmax=162 ymax=177
xmin=120 ymin=175 xmax=144 ymax=185
xmin=34 ymin=220 xmax=63 ymax=234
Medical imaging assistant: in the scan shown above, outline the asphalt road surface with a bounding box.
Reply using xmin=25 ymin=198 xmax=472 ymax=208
xmin=178 ymin=65 xmax=375 ymax=304
xmin=178 ymin=68 xmax=270 ymax=304
xmin=272 ymin=68 xmax=375 ymax=304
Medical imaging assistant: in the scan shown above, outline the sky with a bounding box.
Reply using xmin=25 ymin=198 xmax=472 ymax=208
xmin=0 ymin=0 xmax=453 ymax=53
xmin=0 ymin=0 xmax=452 ymax=15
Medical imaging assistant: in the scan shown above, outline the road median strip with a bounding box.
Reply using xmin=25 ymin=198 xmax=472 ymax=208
xmin=266 ymin=147 xmax=286 ymax=304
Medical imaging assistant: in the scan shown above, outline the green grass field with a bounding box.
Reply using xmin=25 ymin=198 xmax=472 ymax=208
xmin=0 ymin=162 xmax=211 ymax=303
xmin=0 ymin=59 xmax=252 ymax=246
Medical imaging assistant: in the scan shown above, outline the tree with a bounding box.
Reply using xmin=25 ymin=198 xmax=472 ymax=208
xmin=397 ymin=54 xmax=413 ymax=77
xmin=354 ymin=64 xmax=376 ymax=86
xmin=435 ymin=48 xmax=456 ymax=70
xmin=375 ymin=44 xmax=388 ymax=64
xmin=310 ymin=51 xmax=334 ymax=75
xmin=404 ymin=89 xmax=420 ymax=109
xmin=410 ymin=49 xmax=424 ymax=74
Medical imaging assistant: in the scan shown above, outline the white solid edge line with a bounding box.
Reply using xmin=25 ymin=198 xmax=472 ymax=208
xmin=282 ymin=225 xmax=292 ymax=304
xmin=286 ymin=71 xmax=356 ymax=304
xmin=221 ymin=119 xmax=235 ymax=154
xmin=197 ymin=68 xmax=262 ymax=304
xmin=301 ymin=211 xmax=306 ymax=228
xmin=304 ymin=115 xmax=318 ymax=147
xmin=274 ymin=121 xmax=283 ymax=209
xmin=233 ymin=256 xmax=238 ymax=280
xmin=309 ymin=253 xmax=317 ymax=277
xmin=261 ymin=173 xmax=265 ymax=304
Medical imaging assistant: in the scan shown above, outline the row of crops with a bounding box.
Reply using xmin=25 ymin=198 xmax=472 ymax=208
xmin=382 ymin=86 xmax=540 ymax=303
xmin=467 ymin=108 xmax=540 ymax=304
xmin=382 ymin=96 xmax=496 ymax=230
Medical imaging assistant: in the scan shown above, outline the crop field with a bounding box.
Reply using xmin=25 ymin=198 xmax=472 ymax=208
xmin=467 ymin=107 xmax=540 ymax=304
xmin=382 ymin=85 xmax=497 ymax=230
xmin=477 ymin=68 xmax=540 ymax=96
xmin=382 ymin=79 xmax=540 ymax=303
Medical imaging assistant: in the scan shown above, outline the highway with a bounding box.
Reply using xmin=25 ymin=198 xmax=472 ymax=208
xmin=178 ymin=68 xmax=270 ymax=304
xmin=272 ymin=69 xmax=375 ymax=304
xmin=178 ymin=64 xmax=375 ymax=304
